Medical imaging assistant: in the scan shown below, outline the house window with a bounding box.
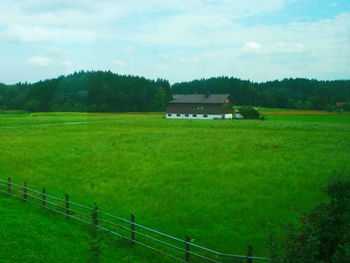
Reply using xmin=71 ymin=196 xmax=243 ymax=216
xmin=193 ymin=114 xmax=197 ymax=117
xmin=185 ymin=114 xmax=189 ymax=117
xmin=176 ymin=114 xmax=181 ymax=117
xmin=167 ymin=114 xmax=172 ymax=116
xmin=204 ymin=115 xmax=208 ymax=117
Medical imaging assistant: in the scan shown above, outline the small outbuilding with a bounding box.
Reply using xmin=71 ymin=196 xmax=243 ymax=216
xmin=166 ymin=94 xmax=234 ymax=119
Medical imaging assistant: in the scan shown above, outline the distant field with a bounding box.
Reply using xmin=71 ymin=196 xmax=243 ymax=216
xmin=262 ymin=109 xmax=350 ymax=123
xmin=262 ymin=110 xmax=350 ymax=116
xmin=1 ymin=111 xmax=350 ymax=262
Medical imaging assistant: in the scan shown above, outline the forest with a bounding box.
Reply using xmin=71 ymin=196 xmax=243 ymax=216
xmin=173 ymin=77 xmax=350 ymax=111
xmin=0 ymin=71 xmax=172 ymax=112
xmin=0 ymin=71 xmax=349 ymax=112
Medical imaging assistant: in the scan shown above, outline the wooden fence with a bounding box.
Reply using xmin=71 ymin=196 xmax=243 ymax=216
xmin=0 ymin=178 xmax=271 ymax=263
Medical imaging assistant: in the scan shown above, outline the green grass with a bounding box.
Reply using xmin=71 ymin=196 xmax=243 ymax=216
xmin=267 ymin=115 xmax=350 ymax=123
xmin=0 ymin=196 xmax=160 ymax=263
xmin=1 ymin=112 xmax=350 ymax=261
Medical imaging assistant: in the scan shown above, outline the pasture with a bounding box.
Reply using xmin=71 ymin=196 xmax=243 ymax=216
xmin=1 ymin=110 xmax=350 ymax=261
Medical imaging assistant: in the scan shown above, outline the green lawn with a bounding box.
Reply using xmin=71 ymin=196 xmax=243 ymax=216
xmin=1 ymin=112 xmax=350 ymax=261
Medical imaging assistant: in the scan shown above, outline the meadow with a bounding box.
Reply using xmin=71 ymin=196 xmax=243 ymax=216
xmin=1 ymin=110 xmax=350 ymax=262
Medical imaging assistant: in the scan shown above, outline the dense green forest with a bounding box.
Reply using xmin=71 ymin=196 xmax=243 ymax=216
xmin=0 ymin=71 xmax=171 ymax=112
xmin=0 ymin=71 xmax=349 ymax=112
xmin=173 ymin=77 xmax=350 ymax=111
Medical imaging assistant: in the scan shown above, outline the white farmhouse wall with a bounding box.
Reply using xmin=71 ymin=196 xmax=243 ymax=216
xmin=166 ymin=113 xmax=233 ymax=120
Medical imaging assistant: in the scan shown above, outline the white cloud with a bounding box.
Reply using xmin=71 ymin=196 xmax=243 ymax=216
xmin=0 ymin=25 xmax=60 ymax=43
xmin=26 ymin=56 xmax=53 ymax=67
xmin=0 ymin=0 xmax=349 ymax=83
xmin=271 ymin=42 xmax=304 ymax=53
xmin=0 ymin=0 xmax=286 ymax=23
xmin=0 ymin=24 xmax=96 ymax=43
xmin=241 ymin=41 xmax=304 ymax=54
xmin=242 ymin=41 xmax=262 ymax=52
xmin=148 ymin=13 xmax=350 ymax=82
xmin=113 ymin=59 xmax=126 ymax=66
xmin=0 ymin=0 xmax=287 ymax=43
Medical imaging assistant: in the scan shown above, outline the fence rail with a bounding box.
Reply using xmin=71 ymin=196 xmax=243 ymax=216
xmin=0 ymin=178 xmax=271 ymax=263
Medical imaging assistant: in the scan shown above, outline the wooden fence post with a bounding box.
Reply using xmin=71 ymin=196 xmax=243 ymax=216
xmin=131 ymin=214 xmax=136 ymax=244
xmin=23 ymin=181 xmax=28 ymax=201
xmin=42 ymin=188 xmax=46 ymax=207
xmin=7 ymin=177 xmax=11 ymax=193
xmin=65 ymin=194 xmax=70 ymax=218
xmin=247 ymin=245 xmax=253 ymax=263
xmin=90 ymin=203 xmax=100 ymax=262
xmin=185 ymin=236 xmax=191 ymax=262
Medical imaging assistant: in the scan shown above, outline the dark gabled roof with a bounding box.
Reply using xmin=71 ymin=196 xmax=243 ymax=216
xmin=168 ymin=94 xmax=232 ymax=104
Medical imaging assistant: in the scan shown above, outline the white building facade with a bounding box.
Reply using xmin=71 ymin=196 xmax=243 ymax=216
xmin=166 ymin=113 xmax=233 ymax=120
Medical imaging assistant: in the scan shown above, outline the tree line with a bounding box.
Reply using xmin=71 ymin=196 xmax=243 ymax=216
xmin=0 ymin=71 xmax=171 ymax=112
xmin=173 ymin=77 xmax=350 ymax=111
xmin=0 ymin=71 xmax=349 ymax=112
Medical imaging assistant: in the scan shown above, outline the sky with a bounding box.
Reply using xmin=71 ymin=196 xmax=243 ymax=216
xmin=0 ymin=0 xmax=349 ymax=84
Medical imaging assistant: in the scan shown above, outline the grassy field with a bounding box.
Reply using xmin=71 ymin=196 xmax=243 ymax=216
xmin=0 ymin=196 xmax=159 ymax=263
xmin=1 ymin=110 xmax=350 ymax=262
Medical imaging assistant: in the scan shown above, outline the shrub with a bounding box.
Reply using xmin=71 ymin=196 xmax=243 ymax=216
xmin=284 ymin=176 xmax=350 ymax=263
xmin=240 ymin=106 xmax=260 ymax=119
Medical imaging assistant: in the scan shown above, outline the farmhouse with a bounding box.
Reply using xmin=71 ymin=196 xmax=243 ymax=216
xmin=166 ymin=94 xmax=234 ymax=119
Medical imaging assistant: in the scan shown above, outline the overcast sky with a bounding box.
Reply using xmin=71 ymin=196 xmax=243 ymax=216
xmin=0 ymin=0 xmax=349 ymax=84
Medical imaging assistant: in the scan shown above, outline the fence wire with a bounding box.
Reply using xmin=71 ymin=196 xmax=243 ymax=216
xmin=0 ymin=178 xmax=271 ymax=263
